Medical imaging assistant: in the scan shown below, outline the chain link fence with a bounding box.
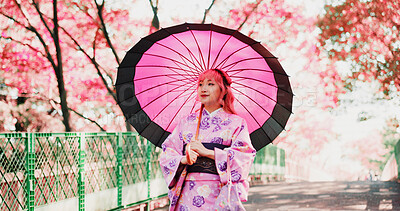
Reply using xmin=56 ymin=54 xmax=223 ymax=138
xmin=1 ymin=132 xmax=284 ymax=210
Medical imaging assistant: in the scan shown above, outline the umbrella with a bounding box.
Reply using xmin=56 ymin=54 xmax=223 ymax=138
xmin=116 ymin=23 xmax=293 ymax=150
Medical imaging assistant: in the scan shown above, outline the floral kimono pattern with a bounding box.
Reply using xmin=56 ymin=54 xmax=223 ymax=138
xmin=159 ymin=108 xmax=256 ymax=210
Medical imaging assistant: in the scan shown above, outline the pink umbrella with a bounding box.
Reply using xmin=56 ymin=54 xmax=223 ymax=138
xmin=116 ymin=23 xmax=293 ymax=150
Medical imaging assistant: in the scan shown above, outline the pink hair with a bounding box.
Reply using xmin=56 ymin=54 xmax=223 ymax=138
xmin=197 ymin=69 xmax=237 ymax=114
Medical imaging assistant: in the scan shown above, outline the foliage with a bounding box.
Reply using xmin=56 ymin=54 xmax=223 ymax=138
xmin=317 ymin=0 xmax=400 ymax=96
xmin=377 ymin=118 xmax=400 ymax=170
xmin=0 ymin=0 xmax=143 ymax=131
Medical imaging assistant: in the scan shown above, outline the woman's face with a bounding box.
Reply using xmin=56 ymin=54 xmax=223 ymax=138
xmin=198 ymin=77 xmax=222 ymax=108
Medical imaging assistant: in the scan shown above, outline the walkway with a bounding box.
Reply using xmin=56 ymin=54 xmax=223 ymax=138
xmin=243 ymin=181 xmax=400 ymax=210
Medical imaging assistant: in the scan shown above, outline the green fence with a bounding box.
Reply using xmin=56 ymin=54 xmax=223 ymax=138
xmin=0 ymin=132 xmax=284 ymax=211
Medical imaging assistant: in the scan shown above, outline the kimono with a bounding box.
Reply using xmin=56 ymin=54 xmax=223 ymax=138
xmin=159 ymin=108 xmax=256 ymax=210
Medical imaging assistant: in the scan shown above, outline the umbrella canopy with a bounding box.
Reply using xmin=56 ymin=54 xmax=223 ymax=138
xmin=116 ymin=23 xmax=293 ymax=150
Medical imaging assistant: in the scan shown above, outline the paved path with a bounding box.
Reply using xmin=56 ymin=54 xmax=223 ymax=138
xmin=243 ymin=181 xmax=400 ymax=210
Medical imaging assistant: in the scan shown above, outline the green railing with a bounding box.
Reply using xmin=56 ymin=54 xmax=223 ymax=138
xmin=0 ymin=132 xmax=284 ymax=211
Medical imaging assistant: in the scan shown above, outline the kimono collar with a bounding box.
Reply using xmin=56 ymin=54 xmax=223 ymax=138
xmin=203 ymin=107 xmax=223 ymax=118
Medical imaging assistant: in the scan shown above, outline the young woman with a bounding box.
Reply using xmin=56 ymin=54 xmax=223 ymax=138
xmin=159 ymin=69 xmax=256 ymax=210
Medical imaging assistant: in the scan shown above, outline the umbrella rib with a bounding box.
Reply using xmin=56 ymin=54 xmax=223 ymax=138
xmin=189 ymin=29 xmax=206 ymax=70
xmin=214 ymin=45 xmax=250 ymax=70
xmin=231 ymin=86 xmax=273 ymax=119
xmin=222 ymin=57 xmax=274 ymax=70
xmin=232 ymin=86 xmax=288 ymax=130
xmin=234 ymin=95 xmax=275 ymax=141
xmin=234 ymin=95 xmax=262 ymax=128
xmin=232 ymin=81 xmax=278 ymax=107
xmin=226 ymin=68 xmax=288 ymax=77
xmin=139 ymin=83 xmax=198 ymax=135
xmin=230 ymin=76 xmax=293 ymax=95
xmin=151 ymin=83 xmax=198 ymax=126
xmin=142 ymin=38 xmax=201 ymax=72
xmin=164 ymin=88 xmax=198 ymax=132
xmin=163 ymin=28 xmax=204 ymax=73
xmin=136 ymin=78 xmax=197 ymax=96
xmin=140 ymin=79 xmax=197 ymax=111
xmin=154 ymin=86 xmax=198 ymax=146
xmin=207 ymin=28 xmax=212 ymax=70
xmin=210 ymin=30 xmax=237 ymax=69
xmin=135 ymin=66 xmax=197 ymax=81
xmin=138 ymin=53 xmax=200 ymax=75
xmin=134 ymin=73 xmax=194 ymax=82
xmin=176 ymin=54 xmax=201 ymax=79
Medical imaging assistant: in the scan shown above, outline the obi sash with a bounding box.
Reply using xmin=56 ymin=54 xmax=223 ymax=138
xmin=183 ymin=143 xmax=228 ymax=175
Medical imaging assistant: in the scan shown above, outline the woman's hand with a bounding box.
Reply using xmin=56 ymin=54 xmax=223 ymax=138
xmin=181 ymin=144 xmax=199 ymax=165
xmin=190 ymin=141 xmax=215 ymax=160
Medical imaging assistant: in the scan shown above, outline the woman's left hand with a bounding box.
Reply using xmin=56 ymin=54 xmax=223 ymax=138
xmin=190 ymin=141 xmax=215 ymax=160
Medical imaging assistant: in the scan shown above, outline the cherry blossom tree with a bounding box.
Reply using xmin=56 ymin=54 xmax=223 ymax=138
xmin=0 ymin=0 xmax=143 ymax=132
xmin=317 ymin=0 xmax=400 ymax=96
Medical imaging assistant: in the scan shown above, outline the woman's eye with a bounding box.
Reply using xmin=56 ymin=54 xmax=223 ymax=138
xmin=208 ymin=83 xmax=214 ymax=86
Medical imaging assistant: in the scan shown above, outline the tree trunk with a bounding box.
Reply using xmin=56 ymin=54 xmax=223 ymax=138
xmin=53 ymin=0 xmax=71 ymax=131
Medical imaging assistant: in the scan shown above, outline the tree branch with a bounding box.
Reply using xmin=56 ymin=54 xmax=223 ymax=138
xmin=95 ymin=0 xmax=120 ymax=65
xmin=31 ymin=0 xmax=54 ymax=38
xmin=1 ymin=36 xmax=46 ymax=57
xmin=11 ymin=0 xmax=32 ymax=25
xmin=60 ymin=26 xmax=117 ymax=102
xmin=48 ymin=97 xmax=105 ymax=131
xmin=0 ymin=11 xmax=57 ymax=71
xmin=148 ymin=0 xmax=159 ymax=31
xmin=201 ymin=0 xmax=216 ymax=24
xmin=237 ymin=0 xmax=263 ymax=31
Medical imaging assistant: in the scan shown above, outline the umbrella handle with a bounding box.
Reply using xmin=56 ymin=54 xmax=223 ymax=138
xmin=186 ymin=144 xmax=194 ymax=165
xmin=186 ymin=104 xmax=204 ymax=165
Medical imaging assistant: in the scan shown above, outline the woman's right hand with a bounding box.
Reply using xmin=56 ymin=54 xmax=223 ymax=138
xmin=181 ymin=144 xmax=198 ymax=165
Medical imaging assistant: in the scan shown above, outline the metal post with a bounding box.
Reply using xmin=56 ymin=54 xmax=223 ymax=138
xmin=146 ymin=138 xmax=151 ymax=211
xmin=25 ymin=133 xmax=35 ymax=211
xmin=78 ymin=133 xmax=86 ymax=211
xmin=116 ymin=132 xmax=123 ymax=210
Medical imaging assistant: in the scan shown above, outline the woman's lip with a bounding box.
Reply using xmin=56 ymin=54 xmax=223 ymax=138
xmin=200 ymin=95 xmax=208 ymax=97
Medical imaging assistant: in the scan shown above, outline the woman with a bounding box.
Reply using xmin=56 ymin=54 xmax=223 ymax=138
xmin=159 ymin=69 xmax=256 ymax=210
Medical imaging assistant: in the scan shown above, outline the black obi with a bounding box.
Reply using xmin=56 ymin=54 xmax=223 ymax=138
xmin=183 ymin=143 xmax=228 ymax=175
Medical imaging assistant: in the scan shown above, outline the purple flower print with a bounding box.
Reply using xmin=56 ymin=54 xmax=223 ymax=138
xmin=179 ymin=132 xmax=184 ymax=141
xmin=240 ymin=124 xmax=245 ymax=132
xmin=211 ymin=116 xmax=222 ymax=125
xmin=187 ymin=133 xmax=193 ymax=141
xmin=233 ymin=140 xmax=244 ymax=147
xmin=187 ymin=113 xmax=196 ymax=121
xmin=169 ymin=159 xmax=177 ymax=168
xmin=199 ymin=116 xmax=210 ymax=130
xmin=163 ymin=166 xmax=170 ymax=175
xmin=218 ymin=161 xmax=227 ymax=172
xmin=192 ymin=195 xmax=205 ymax=207
xmin=189 ymin=181 xmax=196 ymax=190
xmin=212 ymin=125 xmax=221 ymax=132
xmin=179 ymin=205 xmax=189 ymax=211
xmin=221 ymin=119 xmax=232 ymax=126
xmin=231 ymin=170 xmax=241 ymax=183
xmin=202 ymin=109 xmax=209 ymax=117
xmin=227 ymin=149 xmax=235 ymax=160
xmin=211 ymin=137 xmax=223 ymax=144
xmin=171 ymin=195 xmax=179 ymax=206
xmin=161 ymin=143 xmax=167 ymax=152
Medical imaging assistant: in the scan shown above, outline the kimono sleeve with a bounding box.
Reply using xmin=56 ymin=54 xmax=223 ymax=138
xmin=158 ymin=119 xmax=185 ymax=188
xmin=215 ymin=117 xmax=256 ymax=185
